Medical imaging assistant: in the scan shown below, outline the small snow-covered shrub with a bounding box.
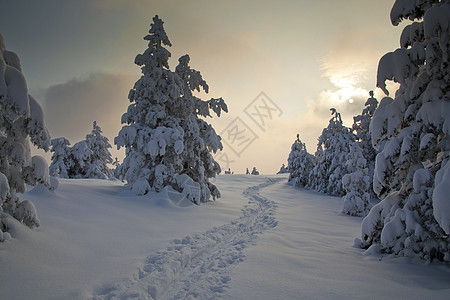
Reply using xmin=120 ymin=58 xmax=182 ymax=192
xmin=14 ymin=200 xmax=40 ymax=228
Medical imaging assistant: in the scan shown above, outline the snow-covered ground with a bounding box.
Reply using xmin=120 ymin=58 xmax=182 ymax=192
xmin=1 ymin=174 xmax=449 ymax=300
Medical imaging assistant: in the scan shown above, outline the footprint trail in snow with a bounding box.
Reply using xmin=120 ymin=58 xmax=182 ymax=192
xmin=92 ymin=177 xmax=283 ymax=300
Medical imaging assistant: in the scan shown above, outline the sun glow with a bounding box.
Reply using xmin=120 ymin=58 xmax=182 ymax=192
xmin=321 ymin=61 xmax=370 ymax=105
xmin=329 ymin=78 xmax=368 ymax=104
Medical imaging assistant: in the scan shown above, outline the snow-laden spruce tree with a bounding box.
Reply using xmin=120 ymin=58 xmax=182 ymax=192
xmin=307 ymin=109 xmax=355 ymax=196
xmin=0 ymin=33 xmax=51 ymax=241
xmin=84 ymin=121 xmax=113 ymax=179
xmin=49 ymin=137 xmax=71 ymax=178
xmin=341 ymin=142 xmax=371 ymax=216
xmin=341 ymin=91 xmax=379 ymax=216
xmin=50 ymin=122 xmax=113 ymax=179
xmin=175 ymin=54 xmax=227 ymax=201
xmin=277 ymin=163 xmax=288 ymax=174
xmin=251 ymin=167 xmax=260 ymax=175
xmin=358 ymin=1 xmax=450 ymax=262
xmin=112 ymin=157 xmax=122 ymax=180
xmin=115 ymin=15 xmax=227 ymax=203
xmin=352 ymin=91 xmax=379 ymax=200
xmin=287 ymin=134 xmax=314 ymax=187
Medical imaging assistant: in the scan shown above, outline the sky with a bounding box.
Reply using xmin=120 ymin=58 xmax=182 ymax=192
xmin=0 ymin=0 xmax=404 ymax=174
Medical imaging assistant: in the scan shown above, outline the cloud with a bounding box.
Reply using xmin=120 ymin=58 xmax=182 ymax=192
xmin=284 ymin=32 xmax=395 ymax=149
xmin=37 ymin=72 xmax=138 ymax=159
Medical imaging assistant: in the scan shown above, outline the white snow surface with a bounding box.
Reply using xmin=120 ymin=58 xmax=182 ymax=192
xmin=0 ymin=174 xmax=449 ymax=300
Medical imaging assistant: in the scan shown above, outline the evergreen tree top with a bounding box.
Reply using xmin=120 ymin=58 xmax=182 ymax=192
xmin=135 ymin=15 xmax=172 ymax=70
xmin=364 ymin=93 xmax=378 ymax=111
xmin=329 ymin=108 xmax=343 ymax=125
xmin=144 ymin=15 xmax=172 ymax=47
xmin=90 ymin=121 xmax=103 ymax=136
xmin=292 ymin=134 xmax=307 ymax=152
xmin=86 ymin=121 xmax=111 ymax=149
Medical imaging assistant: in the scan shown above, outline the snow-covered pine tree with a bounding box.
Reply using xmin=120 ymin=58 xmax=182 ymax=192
xmin=115 ymin=15 xmax=227 ymax=203
xmin=307 ymin=109 xmax=355 ymax=196
xmin=84 ymin=121 xmax=113 ymax=179
xmin=49 ymin=137 xmax=71 ymax=178
xmin=352 ymin=91 xmax=378 ymax=201
xmin=341 ymin=142 xmax=371 ymax=217
xmin=277 ymin=163 xmax=288 ymax=174
xmin=287 ymin=134 xmax=314 ymax=187
xmin=0 ymin=33 xmax=51 ymax=241
xmin=359 ymin=0 xmax=450 ymax=262
xmin=251 ymin=167 xmax=260 ymax=175
xmin=175 ymin=54 xmax=227 ymax=202
xmin=341 ymin=91 xmax=379 ymax=216
xmin=112 ymin=157 xmax=122 ymax=180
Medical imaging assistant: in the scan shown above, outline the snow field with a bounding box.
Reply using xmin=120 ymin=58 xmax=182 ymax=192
xmin=0 ymin=175 xmax=263 ymax=300
xmin=92 ymin=177 xmax=283 ymax=299
xmin=227 ymin=179 xmax=450 ymax=300
xmin=0 ymin=175 xmax=449 ymax=300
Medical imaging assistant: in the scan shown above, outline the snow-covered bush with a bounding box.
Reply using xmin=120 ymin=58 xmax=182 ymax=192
xmin=50 ymin=121 xmax=113 ymax=179
xmin=69 ymin=140 xmax=92 ymax=178
xmin=307 ymin=109 xmax=355 ymax=196
xmin=0 ymin=33 xmax=51 ymax=240
xmin=341 ymin=142 xmax=371 ymax=217
xmin=287 ymin=134 xmax=314 ymax=187
xmin=115 ymin=15 xmax=227 ymax=203
xmin=359 ymin=1 xmax=450 ymax=262
xmin=224 ymin=168 xmax=233 ymax=174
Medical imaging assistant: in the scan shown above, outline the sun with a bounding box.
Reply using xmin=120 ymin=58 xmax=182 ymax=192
xmin=329 ymin=75 xmax=367 ymax=104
